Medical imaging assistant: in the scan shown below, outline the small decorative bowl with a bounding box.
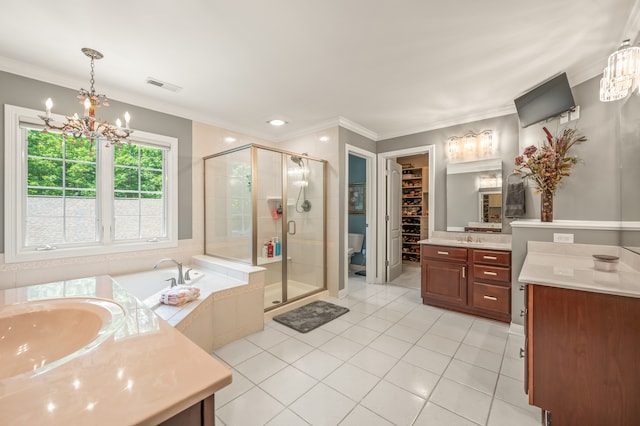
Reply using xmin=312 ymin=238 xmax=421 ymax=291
xmin=593 ymin=254 xmax=619 ymax=272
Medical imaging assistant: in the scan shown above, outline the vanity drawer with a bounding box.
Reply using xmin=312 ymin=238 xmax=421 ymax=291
xmin=472 ymin=282 xmax=510 ymax=314
xmin=473 ymin=264 xmax=510 ymax=284
xmin=472 ymin=250 xmax=510 ymax=267
xmin=422 ymin=245 xmax=467 ymax=262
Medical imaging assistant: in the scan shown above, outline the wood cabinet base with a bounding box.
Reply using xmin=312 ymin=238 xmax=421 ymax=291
xmin=421 ymin=245 xmax=511 ymax=323
xmin=527 ymin=284 xmax=640 ymax=425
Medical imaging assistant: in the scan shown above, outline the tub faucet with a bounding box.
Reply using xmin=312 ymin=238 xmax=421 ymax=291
xmin=153 ymin=258 xmax=185 ymax=286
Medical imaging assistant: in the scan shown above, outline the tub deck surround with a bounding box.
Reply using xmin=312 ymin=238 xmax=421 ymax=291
xmin=0 ymin=276 xmax=231 ymax=426
xmin=519 ymin=241 xmax=640 ymax=297
xmin=114 ymin=254 xmax=266 ymax=353
xmin=418 ymin=230 xmax=512 ymax=251
xmin=113 ymin=266 xmax=245 ymax=326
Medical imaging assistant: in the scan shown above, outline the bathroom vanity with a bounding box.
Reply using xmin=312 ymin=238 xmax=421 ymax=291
xmin=419 ymin=233 xmax=512 ymax=323
xmin=0 ymin=276 xmax=232 ymax=425
xmin=520 ymin=242 xmax=640 ymax=425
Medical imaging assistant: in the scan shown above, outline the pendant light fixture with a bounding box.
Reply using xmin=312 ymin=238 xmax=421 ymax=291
xmin=600 ymin=39 xmax=640 ymax=102
xmin=39 ymin=48 xmax=133 ymax=145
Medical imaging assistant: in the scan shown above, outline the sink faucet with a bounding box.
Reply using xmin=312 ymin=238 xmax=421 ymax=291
xmin=153 ymin=258 xmax=185 ymax=286
xmin=466 ymin=233 xmax=473 ymax=243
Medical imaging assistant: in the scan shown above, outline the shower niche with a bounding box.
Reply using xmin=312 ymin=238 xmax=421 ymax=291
xmin=204 ymin=145 xmax=327 ymax=311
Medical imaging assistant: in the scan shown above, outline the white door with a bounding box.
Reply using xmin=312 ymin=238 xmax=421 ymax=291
xmin=386 ymin=159 xmax=402 ymax=281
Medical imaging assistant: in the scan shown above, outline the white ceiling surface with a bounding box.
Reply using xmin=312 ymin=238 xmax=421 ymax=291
xmin=0 ymin=0 xmax=638 ymax=141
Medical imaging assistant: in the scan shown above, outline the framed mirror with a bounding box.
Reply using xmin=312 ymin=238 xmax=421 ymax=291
xmin=446 ymin=159 xmax=503 ymax=233
xmin=619 ymin=86 xmax=640 ymax=253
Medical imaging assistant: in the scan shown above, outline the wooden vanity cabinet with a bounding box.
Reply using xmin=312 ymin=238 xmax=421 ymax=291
xmin=421 ymin=244 xmax=511 ymax=322
xmin=421 ymin=245 xmax=468 ymax=307
xmin=525 ymin=284 xmax=640 ymax=425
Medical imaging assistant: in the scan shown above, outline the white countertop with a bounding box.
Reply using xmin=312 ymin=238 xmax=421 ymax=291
xmin=0 ymin=276 xmax=232 ymax=425
xmin=519 ymin=242 xmax=640 ymax=298
xmin=419 ymin=230 xmax=512 ymax=251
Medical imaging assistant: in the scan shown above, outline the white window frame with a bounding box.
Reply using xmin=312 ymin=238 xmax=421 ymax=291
xmin=4 ymin=104 xmax=179 ymax=263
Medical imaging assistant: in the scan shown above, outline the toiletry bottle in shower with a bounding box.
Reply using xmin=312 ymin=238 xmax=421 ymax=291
xmin=274 ymin=237 xmax=281 ymax=256
xmin=267 ymin=240 xmax=274 ymax=258
xmin=262 ymin=241 xmax=268 ymax=258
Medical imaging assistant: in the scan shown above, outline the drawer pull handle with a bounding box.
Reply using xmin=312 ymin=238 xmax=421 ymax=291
xmin=520 ymin=348 xmax=525 ymax=358
xmin=483 ymin=295 xmax=497 ymax=301
xmin=462 ymin=266 xmax=466 ymax=278
xmin=519 ymin=284 xmax=525 ymax=291
xmin=437 ymin=251 xmax=449 ymax=255
xmin=483 ymin=256 xmax=497 ymax=260
xmin=483 ymin=271 xmax=497 ymax=276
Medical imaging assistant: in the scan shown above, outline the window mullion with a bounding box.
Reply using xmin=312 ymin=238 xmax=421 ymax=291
xmin=99 ymin=142 xmax=115 ymax=244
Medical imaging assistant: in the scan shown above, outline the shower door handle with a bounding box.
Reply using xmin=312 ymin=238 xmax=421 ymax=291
xmin=288 ymin=220 xmax=296 ymax=235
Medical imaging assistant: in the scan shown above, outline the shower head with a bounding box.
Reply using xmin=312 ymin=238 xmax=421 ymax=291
xmin=291 ymin=156 xmax=304 ymax=167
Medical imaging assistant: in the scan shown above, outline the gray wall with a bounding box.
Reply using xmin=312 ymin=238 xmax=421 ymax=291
xmin=375 ymin=75 xmax=626 ymax=325
xmin=509 ymin=76 xmax=623 ymax=324
xmin=377 ymin=114 xmax=521 ymax=234
xmin=516 ymin=76 xmax=619 ymax=222
xmin=620 ymin=80 xmax=640 ymax=251
xmin=0 ymin=70 xmax=193 ymax=250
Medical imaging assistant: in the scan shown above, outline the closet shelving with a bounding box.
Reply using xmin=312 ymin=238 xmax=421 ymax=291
xmin=401 ymin=165 xmax=428 ymax=263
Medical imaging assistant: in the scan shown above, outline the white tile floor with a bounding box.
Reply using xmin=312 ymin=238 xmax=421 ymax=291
xmin=213 ymin=273 xmax=540 ymax=426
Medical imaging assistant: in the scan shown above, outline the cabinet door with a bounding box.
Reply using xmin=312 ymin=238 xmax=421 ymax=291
xmin=422 ymin=259 xmax=467 ymax=306
xmin=527 ymin=284 xmax=640 ymax=425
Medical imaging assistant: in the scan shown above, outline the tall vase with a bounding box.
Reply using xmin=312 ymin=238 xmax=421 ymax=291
xmin=540 ymin=189 xmax=553 ymax=222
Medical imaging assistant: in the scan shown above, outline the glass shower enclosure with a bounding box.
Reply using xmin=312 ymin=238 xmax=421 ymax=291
xmin=203 ymin=144 xmax=327 ymax=311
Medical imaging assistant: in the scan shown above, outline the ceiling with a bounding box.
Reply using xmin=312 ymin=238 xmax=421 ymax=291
xmin=1 ymin=0 xmax=639 ymax=142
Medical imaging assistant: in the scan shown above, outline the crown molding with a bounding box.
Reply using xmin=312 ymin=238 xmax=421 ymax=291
xmin=337 ymin=116 xmax=379 ymax=141
xmin=377 ymin=105 xmax=515 ymax=141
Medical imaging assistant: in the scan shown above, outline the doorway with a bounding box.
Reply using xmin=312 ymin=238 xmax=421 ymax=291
xmin=377 ymin=145 xmax=435 ymax=285
xmin=344 ymin=145 xmax=377 ymax=297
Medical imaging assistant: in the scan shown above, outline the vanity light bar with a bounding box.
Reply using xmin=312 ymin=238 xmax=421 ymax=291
xmin=448 ymin=130 xmax=494 ymax=161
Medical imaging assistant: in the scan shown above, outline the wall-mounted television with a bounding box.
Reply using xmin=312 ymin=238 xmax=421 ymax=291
xmin=514 ymin=72 xmax=576 ymax=128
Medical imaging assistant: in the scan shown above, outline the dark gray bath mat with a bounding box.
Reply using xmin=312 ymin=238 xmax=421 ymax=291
xmin=273 ymin=301 xmax=349 ymax=333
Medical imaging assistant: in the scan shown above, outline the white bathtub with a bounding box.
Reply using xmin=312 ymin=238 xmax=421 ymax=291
xmin=112 ymin=255 xmax=266 ymax=352
xmin=113 ymin=266 xmax=204 ymax=308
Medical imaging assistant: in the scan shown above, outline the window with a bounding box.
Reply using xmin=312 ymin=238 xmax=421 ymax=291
xmin=5 ymin=105 xmax=178 ymax=263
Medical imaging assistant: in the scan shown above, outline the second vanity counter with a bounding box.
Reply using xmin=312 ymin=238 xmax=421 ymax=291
xmin=0 ymin=276 xmax=232 ymax=426
xmin=519 ymin=241 xmax=640 ymax=297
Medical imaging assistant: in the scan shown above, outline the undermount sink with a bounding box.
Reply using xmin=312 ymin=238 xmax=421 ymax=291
xmin=0 ymin=298 xmax=126 ymax=380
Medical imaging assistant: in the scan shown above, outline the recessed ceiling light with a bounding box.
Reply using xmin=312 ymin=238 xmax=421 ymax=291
xmin=267 ymin=119 xmax=287 ymax=126
xmin=224 ymin=136 xmax=237 ymax=143
xmin=319 ymin=136 xmax=330 ymax=142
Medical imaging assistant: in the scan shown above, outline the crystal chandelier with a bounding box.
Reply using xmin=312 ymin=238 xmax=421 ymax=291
xmin=599 ymin=39 xmax=640 ymax=102
xmin=39 ymin=48 xmax=132 ymax=146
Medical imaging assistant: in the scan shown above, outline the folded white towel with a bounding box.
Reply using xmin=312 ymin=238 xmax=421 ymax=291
xmin=159 ymin=285 xmax=200 ymax=306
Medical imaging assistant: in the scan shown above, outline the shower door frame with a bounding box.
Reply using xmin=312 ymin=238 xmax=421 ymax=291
xmin=261 ymin=146 xmax=327 ymax=311
xmin=203 ymin=144 xmax=327 ymax=311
